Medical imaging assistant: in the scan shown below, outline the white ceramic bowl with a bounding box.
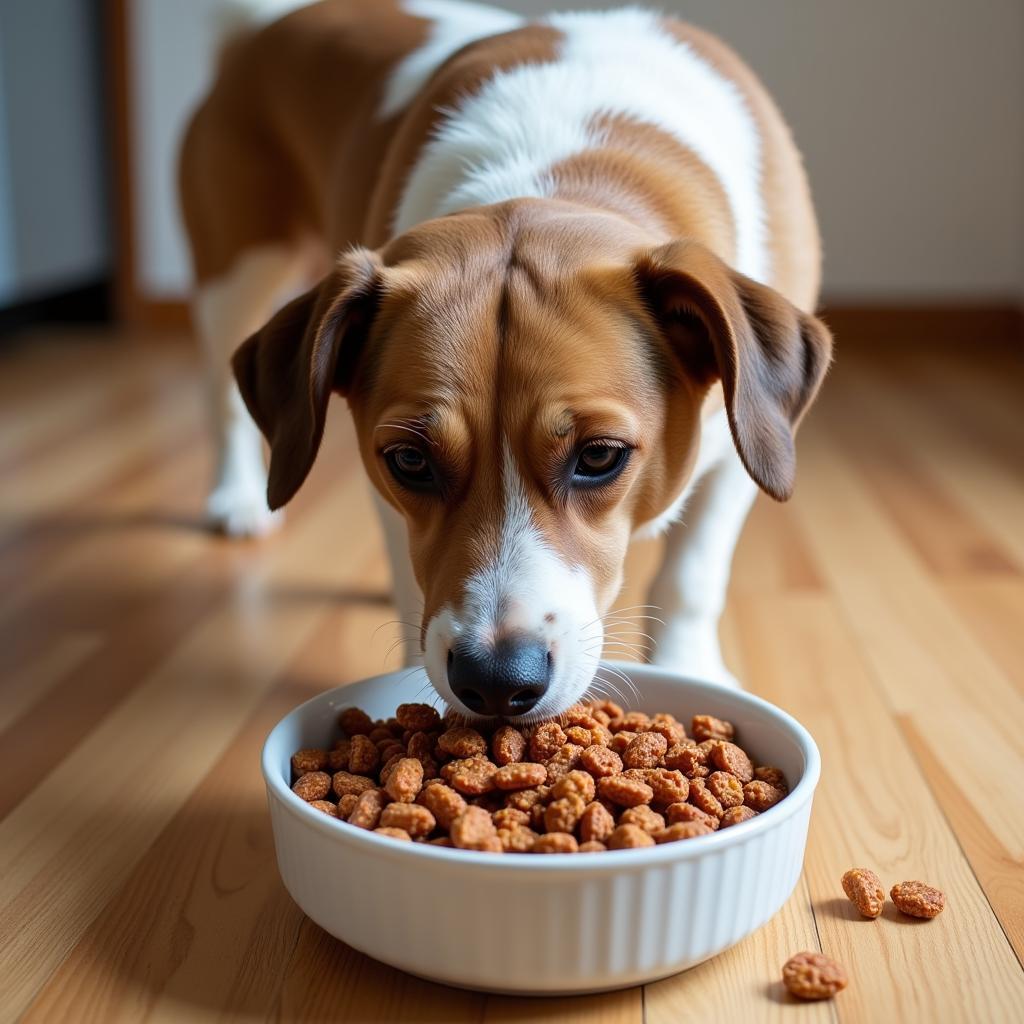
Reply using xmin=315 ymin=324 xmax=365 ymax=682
xmin=262 ymin=662 xmax=819 ymax=995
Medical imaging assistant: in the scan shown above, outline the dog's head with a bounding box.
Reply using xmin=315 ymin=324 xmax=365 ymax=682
xmin=233 ymin=200 xmax=831 ymax=720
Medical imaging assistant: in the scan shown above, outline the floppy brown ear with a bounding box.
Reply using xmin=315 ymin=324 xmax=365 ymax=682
xmin=635 ymin=240 xmax=832 ymax=501
xmin=232 ymin=248 xmax=383 ymax=510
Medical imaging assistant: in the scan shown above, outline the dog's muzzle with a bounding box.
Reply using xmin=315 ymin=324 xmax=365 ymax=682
xmin=447 ymin=635 xmax=552 ymax=716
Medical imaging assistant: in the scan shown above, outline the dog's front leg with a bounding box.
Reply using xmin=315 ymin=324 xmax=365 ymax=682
xmin=646 ymin=419 xmax=757 ymax=689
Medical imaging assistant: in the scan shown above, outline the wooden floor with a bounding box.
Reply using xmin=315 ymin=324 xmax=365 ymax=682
xmin=1 ymin=328 xmax=1022 ymax=1023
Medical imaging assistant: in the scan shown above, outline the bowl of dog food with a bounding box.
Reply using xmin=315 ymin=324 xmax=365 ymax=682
xmin=262 ymin=662 xmax=820 ymax=994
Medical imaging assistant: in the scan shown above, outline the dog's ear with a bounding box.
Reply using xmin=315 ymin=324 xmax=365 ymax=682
xmin=635 ymin=240 xmax=832 ymax=501
xmin=232 ymin=247 xmax=383 ymax=510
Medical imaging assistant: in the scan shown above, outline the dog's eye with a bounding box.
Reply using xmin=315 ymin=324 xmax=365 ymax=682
xmin=385 ymin=446 xmax=435 ymax=489
xmin=572 ymin=442 xmax=630 ymax=483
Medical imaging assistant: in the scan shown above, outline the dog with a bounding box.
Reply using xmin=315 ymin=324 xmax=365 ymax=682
xmin=179 ymin=0 xmax=832 ymax=721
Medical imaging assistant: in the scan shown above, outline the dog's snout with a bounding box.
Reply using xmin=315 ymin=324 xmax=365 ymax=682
xmin=448 ymin=637 xmax=551 ymax=717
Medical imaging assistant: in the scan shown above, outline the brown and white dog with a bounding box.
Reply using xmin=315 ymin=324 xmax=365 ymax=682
xmin=180 ymin=0 xmax=831 ymax=720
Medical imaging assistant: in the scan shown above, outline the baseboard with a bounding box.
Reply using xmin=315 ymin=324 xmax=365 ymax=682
xmin=112 ymin=297 xmax=1024 ymax=349
xmin=0 ymin=279 xmax=113 ymax=339
xmin=819 ymin=302 xmax=1023 ymax=348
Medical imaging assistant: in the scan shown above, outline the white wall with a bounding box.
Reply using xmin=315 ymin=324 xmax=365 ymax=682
xmin=128 ymin=0 xmax=1024 ymax=303
xmin=0 ymin=0 xmax=109 ymax=305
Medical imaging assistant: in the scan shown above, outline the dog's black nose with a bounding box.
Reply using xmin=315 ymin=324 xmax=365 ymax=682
xmin=448 ymin=637 xmax=551 ymax=717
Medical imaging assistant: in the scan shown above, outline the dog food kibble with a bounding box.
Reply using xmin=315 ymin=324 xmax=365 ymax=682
xmin=890 ymin=880 xmax=946 ymax=918
xmin=782 ymin=952 xmax=848 ymax=1000
xmin=292 ymin=771 xmax=331 ymax=802
xmin=841 ymin=868 xmax=886 ymax=918
xmin=288 ymin=701 xmax=788 ymax=853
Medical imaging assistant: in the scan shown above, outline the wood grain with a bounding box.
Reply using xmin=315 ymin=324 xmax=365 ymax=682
xmin=1 ymin=331 xmax=1022 ymax=1022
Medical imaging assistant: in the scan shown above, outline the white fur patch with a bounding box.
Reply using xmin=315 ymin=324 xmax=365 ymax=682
xmin=379 ymin=0 xmax=523 ymax=120
xmin=194 ymin=244 xmax=306 ymax=537
xmin=632 ymin=407 xmax=735 ymax=539
xmin=393 ymin=6 xmax=767 ymax=281
xmin=424 ymin=445 xmax=601 ymax=720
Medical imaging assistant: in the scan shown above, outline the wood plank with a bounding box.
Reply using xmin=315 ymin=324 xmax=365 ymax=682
xmin=485 ymin=988 xmax=643 ymax=1023
xmin=644 ymin=878 xmax=831 ymax=1023
xmin=829 ymin=355 xmax=1024 ymax=570
xmin=942 ymin=579 xmax=1024 ymax=694
xmin=733 ymin=590 xmax=1024 ymax=1020
xmin=0 ymin=631 xmax=103 ymax=733
xmin=785 ymin=432 xmax=1024 ymax=961
xmin=0 ymin=477 xmax=369 ymax=1018
xmin=21 ymin=593 xmax=406 ymax=1023
xmin=3 ymin=329 xmax=1024 ymax=1019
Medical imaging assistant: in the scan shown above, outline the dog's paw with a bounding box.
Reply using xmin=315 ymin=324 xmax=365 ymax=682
xmin=206 ymin=483 xmax=283 ymax=538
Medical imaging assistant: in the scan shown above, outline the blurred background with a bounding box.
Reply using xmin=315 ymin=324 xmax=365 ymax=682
xmin=0 ymin=0 xmax=1021 ymax=335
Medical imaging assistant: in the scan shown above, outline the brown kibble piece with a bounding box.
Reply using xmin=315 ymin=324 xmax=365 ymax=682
xmin=619 ymin=805 xmax=666 ymax=834
xmin=493 ymin=807 xmax=530 ymax=830
xmin=494 ymin=762 xmax=548 ymax=790
xmin=374 ymin=826 xmax=412 ymax=841
xmin=291 ymin=749 xmax=328 ymax=776
xmin=450 ymin=805 xmax=498 ymax=850
xmin=378 ymin=753 xmax=405 ymax=786
xmin=666 ymin=801 xmax=719 ymax=831
xmin=782 ymin=952 xmax=848 ymax=1000
xmin=498 ymin=826 xmax=539 ymax=852
xmin=841 ymin=868 xmax=886 ymax=918
xmin=578 ymin=840 xmax=607 ymax=853
xmin=890 ymin=881 xmax=945 ymax=919
xmin=309 ymin=799 xmax=338 ymax=817
xmin=383 ymin=757 xmax=423 ymax=803
xmin=609 ymin=731 xmax=636 ymax=755
xmin=396 ymin=703 xmax=441 ymax=731
xmin=544 ymin=795 xmax=586 ymax=834
xmin=529 ymin=722 xmax=567 ymax=761
xmin=438 ymin=726 xmax=488 ymax=759
xmin=348 ymin=734 xmax=380 ymax=775
xmin=337 ymin=793 xmax=360 ymax=817
xmin=327 ymin=742 xmax=351 ymax=772
xmin=665 ymin=744 xmax=709 ymax=779
xmin=418 ymin=782 xmax=467 ymax=829
xmin=707 ymin=770 xmax=745 ymax=809
xmin=550 ymin=769 xmax=596 ymax=803
xmin=691 ymin=714 xmax=734 ymax=742
xmin=654 ymin=821 xmax=712 ymax=843
xmin=580 ymin=744 xmax=623 ymax=778
xmin=292 ymin=772 xmax=331 ymax=802
xmin=689 ymin=777 xmax=724 ymax=819
xmin=607 ymin=824 xmax=655 ymax=849
xmin=379 ymin=802 xmax=436 ymax=838
xmin=754 ymin=765 xmax=789 ymax=792
xmin=531 ymin=832 xmax=579 ymax=854
xmin=579 ymin=801 xmax=616 ymax=843
xmin=448 ymin=757 xmax=498 ymax=795
xmin=720 ymin=805 xmax=757 ymax=828
xmin=622 ymin=731 xmax=668 ymax=769
xmin=743 ymin=780 xmax=785 ymax=812
xmin=332 ymin=771 xmax=377 ymax=799
xmin=598 ymin=775 xmax=654 ymax=807
xmin=492 ymin=725 xmax=527 ymax=765
xmin=711 ymin=741 xmax=754 ymax=783
xmin=347 ymin=788 xmax=386 ymax=830
xmin=338 ymin=707 xmax=373 ymax=736
xmin=647 ymin=768 xmax=689 ymax=807
xmin=565 ymin=725 xmax=593 ymax=746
